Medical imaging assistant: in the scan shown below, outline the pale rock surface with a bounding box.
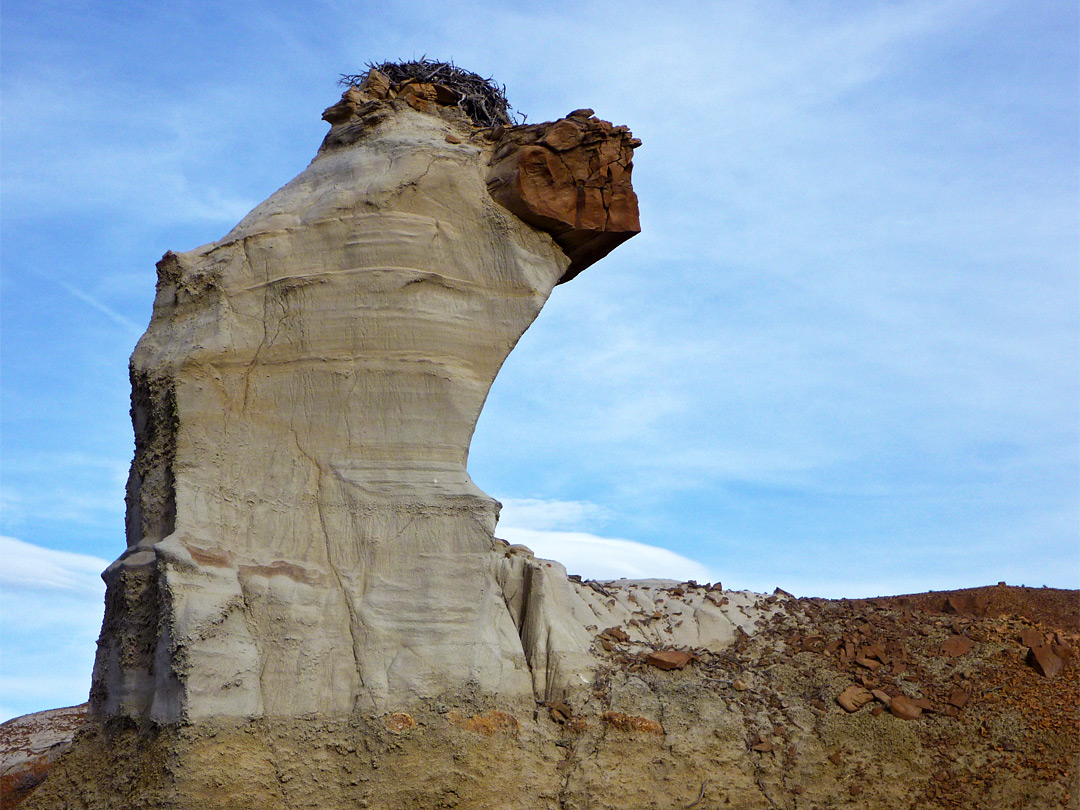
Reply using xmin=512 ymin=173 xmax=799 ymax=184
xmin=96 ymin=100 xmax=550 ymax=722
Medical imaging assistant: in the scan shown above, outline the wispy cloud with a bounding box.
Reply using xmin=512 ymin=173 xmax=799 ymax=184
xmin=496 ymin=497 xmax=714 ymax=583
xmin=0 ymin=536 xmax=109 ymax=596
xmin=499 ymin=527 xmax=715 ymax=584
xmin=498 ymin=497 xmax=611 ymax=531
xmin=0 ymin=537 xmax=107 ymax=721
xmin=45 ymin=274 xmax=144 ymax=335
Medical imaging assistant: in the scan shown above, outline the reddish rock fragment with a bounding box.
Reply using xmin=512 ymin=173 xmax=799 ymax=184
xmin=855 ymin=656 xmax=882 ymax=670
xmin=837 ymin=685 xmax=874 ymax=712
xmin=912 ymin=697 xmax=935 ymax=712
xmin=941 ymin=635 xmax=974 ymax=657
xmin=947 ymin=688 xmax=971 ymax=709
xmin=889 ymin=695 xmax=923 ymax=720
xmin=449 ymin=710 xmax=521 ymax=737
xmin=1026 ymin=645 xmax=1063 ymax=679
xmin=601 ymin=712 xmax=663 ymax=735
xmin=871 ymin=689 xmax=893 ymax=706
xmin=602 ymin=626 xmax=630 ymax=642
xmin=944 ymin=593 xmax=989 ymax=616
xmin=1020 ymin=627 xmax=1044 ymax=649
xmin=862 ymin=644 xmax=887 ymax=662
xmin=1052 ymin=641 xmax=1074 ymax=660
xmin=547 ymin=702 xmax=572 ymax=724
xmin=646 ymin=650 xmax=692 ymax=671
xmin=384 ymin=712 xmax=416 ymax=733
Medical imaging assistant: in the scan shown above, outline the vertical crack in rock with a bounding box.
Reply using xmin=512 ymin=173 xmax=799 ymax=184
xmin=315 ymin=465 xmax=366 ymax=697
xmin=239 ymin=236 xmax=272 ymax=413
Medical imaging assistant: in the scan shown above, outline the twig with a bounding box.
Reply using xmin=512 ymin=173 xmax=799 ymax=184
xmin=684 ymin=780 xmax=707 ymax=808
xmin=339 ymin=58 xmax=516 ymax=128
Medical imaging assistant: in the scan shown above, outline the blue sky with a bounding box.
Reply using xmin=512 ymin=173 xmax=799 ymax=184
xmin=1 ymin=0 xmax=1076 ymax=720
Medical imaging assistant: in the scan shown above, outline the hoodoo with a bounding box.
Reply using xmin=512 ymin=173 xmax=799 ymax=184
xmin=90 ymin=64 xmax=652 ymax=724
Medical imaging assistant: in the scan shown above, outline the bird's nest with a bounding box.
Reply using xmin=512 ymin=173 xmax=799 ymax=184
xmin=339 ymin=59 xmax=517 ymax=128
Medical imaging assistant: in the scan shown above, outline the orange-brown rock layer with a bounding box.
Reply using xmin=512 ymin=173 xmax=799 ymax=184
xmin=485 ymin=110 xmax=641 ymax=282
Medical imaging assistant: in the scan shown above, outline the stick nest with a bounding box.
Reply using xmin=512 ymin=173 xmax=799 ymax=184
xmin=339 ymin=59 xmax=516 ymax=128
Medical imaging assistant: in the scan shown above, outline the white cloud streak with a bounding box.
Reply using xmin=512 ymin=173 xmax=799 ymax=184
xmin=496 ymin=498 xmax=715 ymax=583
xmin=498 ymin=498 xmax=611 ymax=531
xmin=0 ymin=536 xmax=109 ymax=596
xmin=46 ymin=275 xmax=144 ymax=336
xmin=0 ymin=537 xmax=107 ymax=721
xmin=498 ymin=527 xmax=715 ymax=585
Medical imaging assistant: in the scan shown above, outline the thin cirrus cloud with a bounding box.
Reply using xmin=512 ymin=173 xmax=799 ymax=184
xmin=0 ymin=535 xmax=109 ymax=597
xmin=495 ymin=498 xmax=716 ymax=583
xmin=496 ymin=528 xmax=715 ymax=586
xmin=0 ymin=536 xmax=108 ymax=722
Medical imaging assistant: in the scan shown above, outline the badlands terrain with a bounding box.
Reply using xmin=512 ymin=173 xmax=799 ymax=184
xmin=2 ymin=64 xmax=1075 ymax=808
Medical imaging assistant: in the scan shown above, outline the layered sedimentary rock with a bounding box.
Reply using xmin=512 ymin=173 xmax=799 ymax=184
xmin=0 ymin=704 xmax=86 ymax=806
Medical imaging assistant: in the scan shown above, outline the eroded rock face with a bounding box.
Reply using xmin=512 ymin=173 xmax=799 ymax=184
xmin=89 ymin=80 xmax=655 ymax=724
